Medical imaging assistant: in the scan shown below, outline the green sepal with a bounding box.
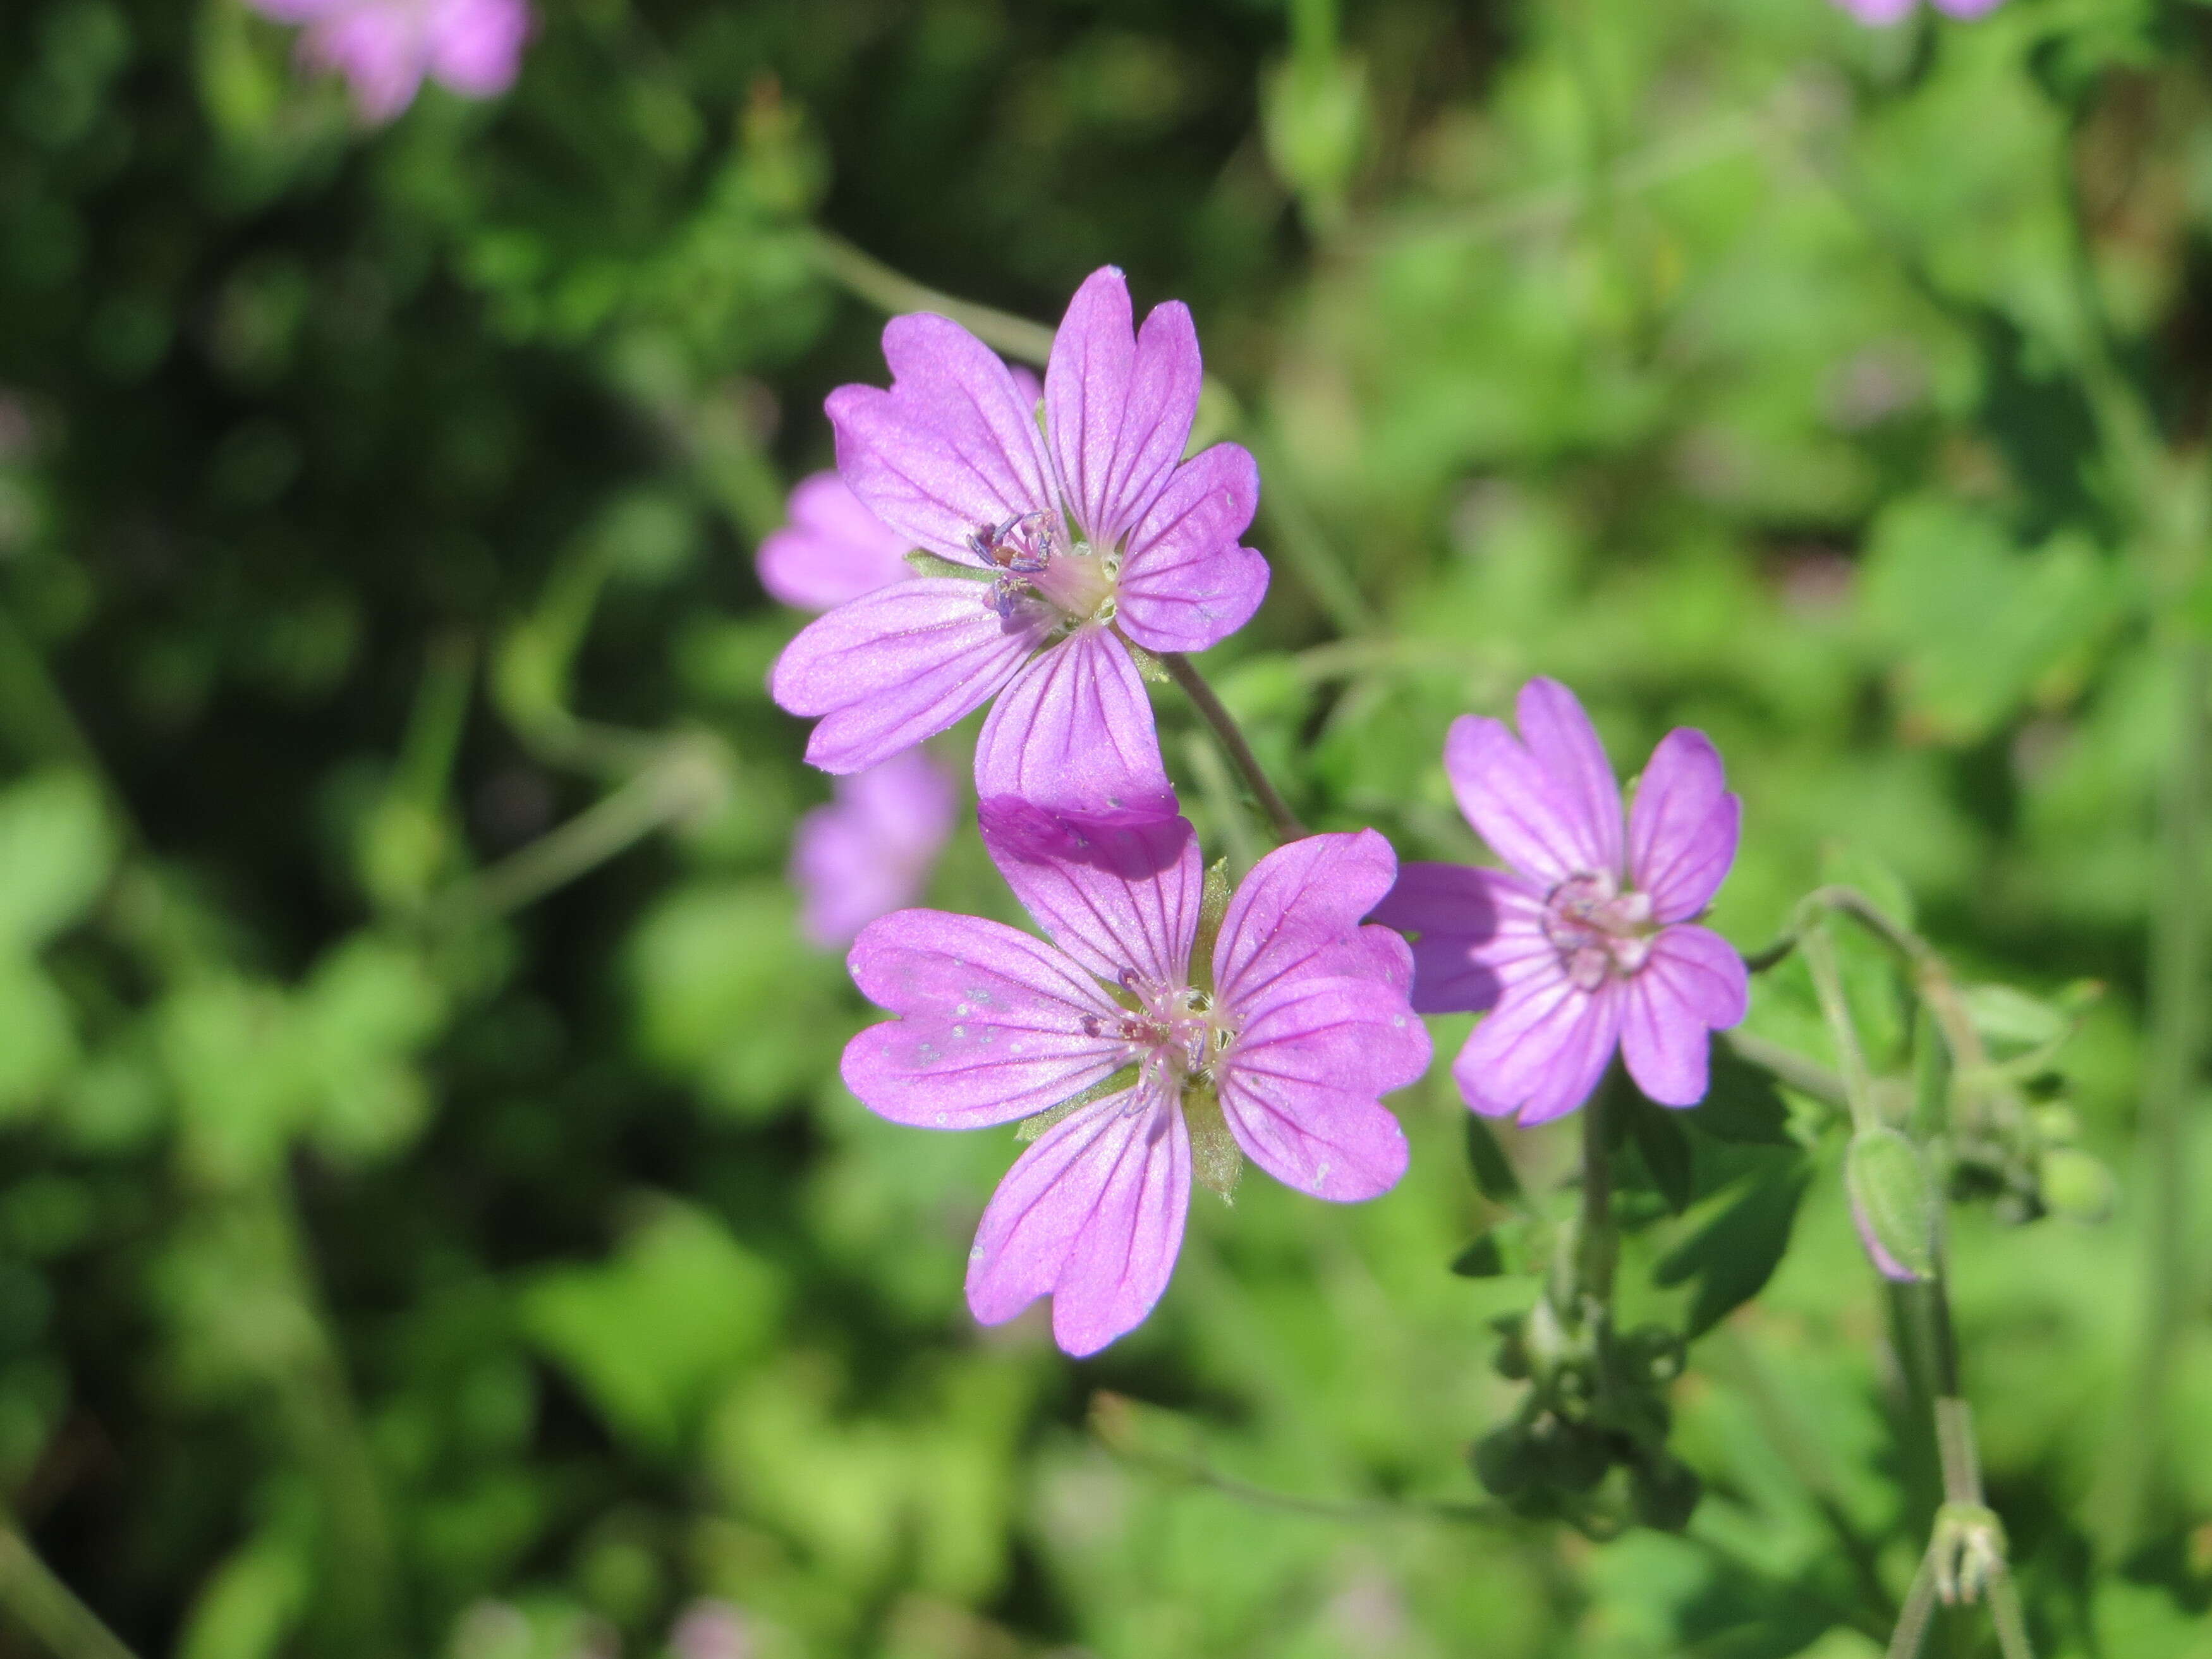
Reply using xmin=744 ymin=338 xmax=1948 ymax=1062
xmin=1018 ymin=1065 xmax=1139 ymax=1141
xmin=904 ymin=550 xmax=990 ymax=581
xmin=1189 ymin=858 xmax=1232 ymax=996
xmin=1124 ymin=641 xmax=1173 ymax=684
xmin=1182 ymin=1078 xmax=1244 ymax=1202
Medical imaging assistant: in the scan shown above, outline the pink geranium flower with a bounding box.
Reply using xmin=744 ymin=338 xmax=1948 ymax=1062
xmin=789 ymin=750 xmax=957 ymax=949
xmin=772 ymin=267 xmax=1270 ymax=818
xmin=1372 ymin=679 xmax=1747 ymax=1124
xmin=248 ymin=0 xmax=531 ymax=123
xmin=756 ymin=472 xmax=914 ymax=612
xmin=1830 ymin=0 xmax=2002 ymax=23
xmin=842 ymin=803 xmax=1428 ymax=1355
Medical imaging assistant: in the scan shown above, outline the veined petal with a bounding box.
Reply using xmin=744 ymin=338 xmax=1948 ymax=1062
xmin=1213 ymin=829 xmax=1399 ymax=1012
xmin=1620 ymin=924 xmax=1749 ymax=1107
xmin=1514 ymin=679 xmax=1624 ymax=880
xmin=1046 ymin=268 xmax=1201 ymax=549
xmin=966 ymin=1086 xmax=1191 ymax=1357
xmin=974 ymin=624 xmax=1175 ymax=817
xmin=1220 ymin=976 xmax=1426 ymax=1201
xmin=1628 ymin=728 xmax=1741 ymax=923
xmin=842 ymin=911 xmax=1124 ymax=1128
xmin=1115 ymin=444 xmax=1268 ymax=655
xmin=757 ymin=471 xmax=915 ymax=612
xmin=827 ymin=313 xmax=1055 ymax=562
xmin=1452 ymin=966 xmax=1621 ymax=1125
xmin=976 ymin=799 xmax=1200 ymax=988
xmin=1442 ymin=714 xmax=1594 ymax=888
xmin=1368 ymin=861 xmax=1545 ymax=1014
xmin=770 ymin=580 xmax=1047 ymax=775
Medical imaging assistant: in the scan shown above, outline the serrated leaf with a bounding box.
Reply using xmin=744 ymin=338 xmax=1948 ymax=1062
xmin=1464 ymin=1114 xmax=1523 ymax=1205
xmin=1686 ymin=1040 xmax=1795 ymax=1145
xmin=1656 ymin=1161 xmax=1809 ymax=1337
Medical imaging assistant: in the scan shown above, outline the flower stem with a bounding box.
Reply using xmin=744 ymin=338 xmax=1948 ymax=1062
xmin=1160 ymin=653 xmax=1306 ymax=842
xmin=0 ymin=1524 xmax=139 ymax=1659
xmin=1573 ymin=1070 xmax=1619 ymax=1310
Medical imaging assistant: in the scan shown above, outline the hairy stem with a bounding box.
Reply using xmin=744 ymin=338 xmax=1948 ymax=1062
xmin=0 ymin=1524 xmax=139 ymax=1659
xmin=1160 ymin=653 xmax=1306 ymax=842
xmin=1885 ymin=1549 xmax=1939 ymax=1659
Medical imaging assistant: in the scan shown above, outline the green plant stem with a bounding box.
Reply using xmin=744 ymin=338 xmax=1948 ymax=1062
xmin=0 ymin=1524 xmax=140 ymax=1659
xmin=2101 ymin=636 xmax=2207 ymax=1543
xmin=1573 ymin=1071 xmax=1619 ymax=1310
xmin=803 ymin=228 xmax=1057 ymax=364
xmin=1799 ymin=925 xmax=1879 ymax=1136
xmin=1885 ymin=1549 xmax=1940 ymax=1659
xmin=1160 ymin=653 xmax=1306 ymax=842
xmin=1720 ymin=1029 xmax=1849 ymax=1111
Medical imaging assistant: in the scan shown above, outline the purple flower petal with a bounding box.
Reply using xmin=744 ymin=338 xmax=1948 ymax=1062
xmin=757 ymin=471 xmax=915 ymax=613
xmin=965 ymin=1086 xmax=1191 ymax=1356
xmin=1368 ymin=861 xmax=1545 ymax=1014
xmin=1218 ymin=976 xmax=1424 ymax=1201
xmin=1619 ymin=924 xmax=1749 ymax=1107
xmin=1114 ymin=444 xmax=1268 ymax=655
xmin=789 ymin=751 xmax=957 ymax=949
xmin=770 ymin=579 xmax=1048 ymax=774
xmin=1514 ymin=678 xmax=1624 ymax=880
xmin=425 ymin=0 xmax=529 ymax=96
xmin=843 ymin=911 xmax=1127 ymax=1129
xmin=973 ymin=624 xmax=1175 ymax=817
xmin=1213 ymin=829 xmax=1401 ymax=1011
xmin=1452 ymin=964 xmax=1622 ymax=1124
xmin=976 ymin=799 xmax=1199 ymax=989
xmin=1045 ymin=267 xmax=1201 ymax=550
xmin=1442 ymin=714 xmax=1598 ymax=888
xmin=303 ymin=8 xmax=429 ymax=119
xmin=827 ymin=315 xmax=1055 ymax=563
xmin=1628 ymin=727 xmax=1741 ymax=923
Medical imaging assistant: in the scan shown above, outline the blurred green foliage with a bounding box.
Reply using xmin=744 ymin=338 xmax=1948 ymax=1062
xmin=2 ymin=0 xmax=2211 ymax=1655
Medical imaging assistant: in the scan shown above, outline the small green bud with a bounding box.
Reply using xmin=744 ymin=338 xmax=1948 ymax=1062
xmin=1845 ymin=1126 xmax=1937 ymax=1282
xmin=2037 ymin=1146 xmax=2115 ymax=1224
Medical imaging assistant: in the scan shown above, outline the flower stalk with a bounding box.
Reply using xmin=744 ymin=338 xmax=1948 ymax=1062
xmin=0 ymin=1522 xmax=140 ymax=1659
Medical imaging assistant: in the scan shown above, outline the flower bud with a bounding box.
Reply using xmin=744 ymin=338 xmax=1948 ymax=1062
xmin=2037 ymin=1146 xmax=2115 ymax=1224
xmin=1845 ymin=1126 xmax=1936 ymax=1282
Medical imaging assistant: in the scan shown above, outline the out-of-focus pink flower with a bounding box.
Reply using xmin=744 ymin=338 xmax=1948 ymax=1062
xmin=841 ymin=801 xmax=1427 ymax=1355
xmin=757 ymin=472 xmax=914 ymax=612
xmin=248 ymin=0 xmax=532 ymax=123
xmin=789 ymin=749 xmax=958 ymax=949
xmin=1830 ymin=0 xmax=2003 ymax=24
xmin=772 ymin=267 xmax=1269 ymax=817
xmin=669 ymin=1600 xmax=755 ymax=1659
xmin=1371 ymin=678 xmax=1747 ymax=1124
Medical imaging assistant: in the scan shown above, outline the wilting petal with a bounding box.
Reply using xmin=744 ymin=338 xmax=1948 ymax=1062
xmin=1629 ymin=728 xmax=1740 ymax=924
xmin=770 ymin=580 xmax=1047 ymax=774
xmin=1046 ymin=268 xmax=1201 ymax=550
xmin=974 ymin=624 xmax=1174 ymax=817
xmin=1115 ymin=444 xmax=1268 ymax=655
xmin=1369 ymin=861 xmax=1548 ymax=1014
xmin=790 ymin=751 xmax=957 ymax=948
xmin=1219 ymin=977 xmax=1426 ymax=1201
xmin=758 ymin=471 xmax=915 ymax=612
xmin=1516 ymin=679 xmax=1624 ymax=880
xmin=425 ymin=0 xmax=529 ymax=95
xmin=1452 ymin=966 xmax=1621 ymax=1124
xmin=1443 ymin=714 xmax=1598 ymax=888
xmin=1619 ymin=925 xmax=1749 ymax=1107
xmin=827 ymin=315 xmax=1055 ymax=562
xmin=843 ymin=911 xmax=1124 ymax=1129
xmin=976 ymin=799 xmax=1199 ymax=988
xmin=966 ymin=1086 xmax=1190 ymax=1356
xmin=1213 ymin=830 xmax=1399 ymax=1011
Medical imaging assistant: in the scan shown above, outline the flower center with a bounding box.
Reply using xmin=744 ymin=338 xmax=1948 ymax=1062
xmin=1080 ymin=969 xmax=1235 ymax=1093
xmin=1541 ymin=873 xmax=1656 ymax=992
xmin=969 ymin=513 xmax=1119 ymax=628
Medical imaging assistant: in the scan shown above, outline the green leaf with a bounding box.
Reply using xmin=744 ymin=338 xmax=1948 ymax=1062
xmin=1961 ymin=983 xmax=2069 ymax=1057
xmin=1684 ymin=1041 xmax=1794 ymax=1145
xmin=0 ymin=772 xmax=115 ymax=951
xmin=904 ymin=549 xmax=987 ymax=581
xmin=1464 ymin=1114 xmax=1524 ymax=1205
xmin=1624 ymin=1092 xmax=1695 ymax=1215
xmin=520 ymin=1199 xmax=783 ymax=1456
xmin=1450 ymin=1233 xmax=1505 ymax=1277
xmin=1656 ymin=1161 xmax=1809 ymax=1337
